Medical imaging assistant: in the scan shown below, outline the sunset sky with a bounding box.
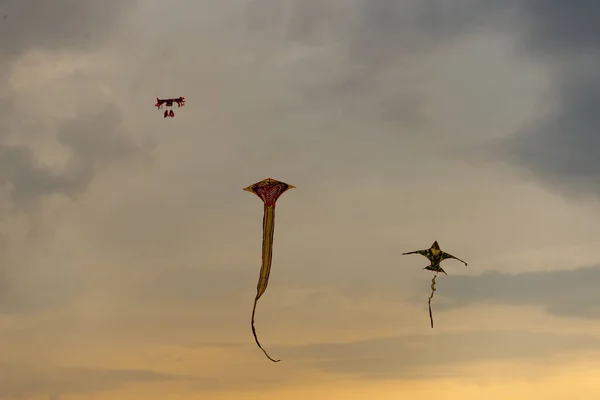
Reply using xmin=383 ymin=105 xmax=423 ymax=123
xmin=1 ymin=1 xmax=600 ymax=399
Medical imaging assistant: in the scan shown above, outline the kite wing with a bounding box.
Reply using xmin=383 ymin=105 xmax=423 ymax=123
xmin=244 ymin=178 xmax=295 ymax=362
xmin=402 ymin=249 xmax=429 ymax=257
xmin=440 ymin=251 xmax=467 ymax=266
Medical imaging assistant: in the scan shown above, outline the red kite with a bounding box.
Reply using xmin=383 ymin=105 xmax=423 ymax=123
xmin=155 ymin=96 xmax=185 ymax=118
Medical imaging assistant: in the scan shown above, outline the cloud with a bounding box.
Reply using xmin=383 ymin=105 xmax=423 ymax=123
xmin=439 ymin=265 xmax=600 ymax=319
xmin=0 ymin=0 xmax=149 ymax=227
xmin=0 ymin=104 xmax=141 ymax=211
xmin=517 ymin=0 xmax=600 ymax=55
xmin=497 ymin=1 xmax=600 ymax=198
xmin=243 ymin=0 xmax=517 ymax=128
xmin=0 ymin=0 xmax=136 ymax=58
xmin=343 ymin=0 xmax=511 ymax=65
xmin=1 ymin=1 xmax=599 ymax=398
xmin=245 ymin=0 xmax=512 ymax=58
xmin=0 ymin=0 xmax=144 ymax=212
xmin=0 ymin=0 xmax=147 ymax=318
xmin=0 ymin=363 xmax=188 ymax=399
xmin=280 ymin=330 xmax=600 ymax=379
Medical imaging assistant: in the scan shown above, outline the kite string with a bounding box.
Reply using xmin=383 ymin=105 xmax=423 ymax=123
xmin=428 ymin=274 xmax=437 ymax=329
xmin=251 ymin=297 xmax=281 ymax=363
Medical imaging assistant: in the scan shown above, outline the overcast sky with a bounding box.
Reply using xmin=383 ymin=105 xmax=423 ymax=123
xmin=1 ymin=1 xmax=600 ymax=399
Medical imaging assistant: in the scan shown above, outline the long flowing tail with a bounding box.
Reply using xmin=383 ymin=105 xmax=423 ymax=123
xmin=428 ymin=274 xmax=437 ymax=329
xmin=251 ymin=297 xmax=280 ymax=362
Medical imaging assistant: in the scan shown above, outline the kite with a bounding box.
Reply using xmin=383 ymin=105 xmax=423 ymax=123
xmin=244 ymin=177 xmax=295 ymax=362
xmin=402 ymin=241 xmax=467 ymax=328
xmin=155 ymin=96 xmax=185 ymax=118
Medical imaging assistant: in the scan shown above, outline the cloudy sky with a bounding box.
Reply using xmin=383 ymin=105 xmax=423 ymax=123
xmin=1 ymin=0 xmax=600 ymax=399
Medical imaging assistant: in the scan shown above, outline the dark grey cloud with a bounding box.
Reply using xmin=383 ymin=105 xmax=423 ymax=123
xmin=280 ymin=330 xmax=600 ymax=379
xmin=0 ymin=0 xmax=147 ymax=318
xmin=245 ymin=0 xmax=513 ymax=60
xmin=0 ymin=0 xmax=143 ymax=214
xmin=0 ymin=103 xmax=143 ymax=212
xmin=438 ymin=265 xmax=600 ymax=319
xmin=0 ymin=364 xmax=189 ymax=399
xmin=345 ymin=0 xmax=513 ymax=66
xmin=245 ymin=0 xmax=600 ymax=199
xmin=517 ymin=0 xmax=600 ymax=56
xmin=244 ymin=0 xmax=516 ymax=126
xmin=0 ymin=0 xmax=136 ymax=58
xmin=498 ymin=1 xmax=600 ymax=198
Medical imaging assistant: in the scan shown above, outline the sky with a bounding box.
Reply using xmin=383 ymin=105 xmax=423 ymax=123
xmin=0 ymin=0 xmax=600 ymax=399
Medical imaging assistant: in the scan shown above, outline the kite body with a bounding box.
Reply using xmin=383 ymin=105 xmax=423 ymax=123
xmin=155 ymin=96 xmax=185 ymax=118
xmin=403 ymin=241 xmax=467 ymax=328
xmin=244 ymin=178 xmax=295 ymax=362
xmin=403 ymin=240 xmax=467 ymax=271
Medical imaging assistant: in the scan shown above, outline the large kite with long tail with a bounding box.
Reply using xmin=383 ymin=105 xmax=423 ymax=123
xmin=403 ymin=241 xmax=467 ymax=328
xmin=244 ymin=178 xmax=295 ymax=362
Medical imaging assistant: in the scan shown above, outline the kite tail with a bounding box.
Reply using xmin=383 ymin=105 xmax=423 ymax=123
xmin=428 ymin=274 xmax=437 ymax=329
xmin=251 ymin=297 xmax=281 ymax=362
